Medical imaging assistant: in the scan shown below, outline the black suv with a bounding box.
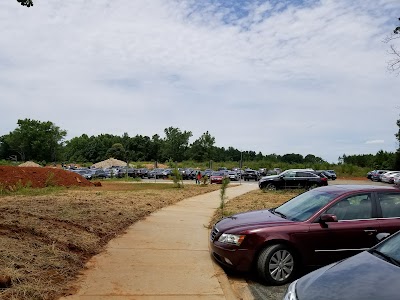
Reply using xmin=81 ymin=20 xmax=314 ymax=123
xmin=242 ymin=169 xmax=260 ymax=181
xmin=258 ymin=170 xmax=328 ymax=190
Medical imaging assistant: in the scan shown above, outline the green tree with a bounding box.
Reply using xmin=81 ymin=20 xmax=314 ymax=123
xmin=162 ymin=127 xmax=192 ymax=162
xmin=149 ymin=134 xmax=163 ymax=163
xmin=106 ymin=143 xmax=126 ymax=161
xmin=64 ymin=134 xmax=90 ymax=162
xmin=281 ymin=153 xmax=304 ymax=164
xmin=304 ymin=154 xmax=325 ymax=164
xmin=2 ymin=119 xmax=66 ymax=162
xmin=188 ymin=131 xmax=215 ymax=162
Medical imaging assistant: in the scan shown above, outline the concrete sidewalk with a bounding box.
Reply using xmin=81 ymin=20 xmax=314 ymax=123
xmin=61 ymin=184 xmax=257 ymax=300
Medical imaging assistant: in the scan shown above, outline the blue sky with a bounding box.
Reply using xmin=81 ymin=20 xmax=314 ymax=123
xmin=1 ymin=0 xmax=400 ymax=163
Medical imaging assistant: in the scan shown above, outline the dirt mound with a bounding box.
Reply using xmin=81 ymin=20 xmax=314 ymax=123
xmin=18 ymin=161 xmax=41 ymax=167
xmin=92 ymin=158 xmax=127 ymax=169
xmin=0 ymin=166 xmax=92 ymax=189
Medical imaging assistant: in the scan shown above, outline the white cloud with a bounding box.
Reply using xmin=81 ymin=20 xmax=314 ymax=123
xmin=1 ymin=0 xmax=400 ymax=163
xmin=366 ymin=140 xmax=385 ymax=144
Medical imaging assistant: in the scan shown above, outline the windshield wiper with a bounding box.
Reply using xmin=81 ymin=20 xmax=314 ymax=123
xmin=273 ymin=210 xmax=287 ymax=219
xmin=370 ymin=249 xmax=400 ymax=266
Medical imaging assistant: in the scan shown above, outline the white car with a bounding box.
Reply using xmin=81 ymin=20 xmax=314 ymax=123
xmin=227 ymin=171 xmax=240 ymax=181
xmin=381 ymin=171 xmax=400 ymax=183
xmin=393 ymin=173 xmax=400 ymax=185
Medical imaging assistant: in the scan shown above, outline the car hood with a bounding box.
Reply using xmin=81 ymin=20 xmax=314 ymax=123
xmin=214 ymin=209 xmax=292 ymax=232
xmin=296 ymin=251 xmax=400 ymax=300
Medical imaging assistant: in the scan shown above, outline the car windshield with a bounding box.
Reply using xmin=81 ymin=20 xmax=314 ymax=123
xmin=274 ymin=189 xmax=339 ymax=221
xmin=373 ymin=231 xmax=400 ymax=263
xmin=212 ymin=172 xmax=224 ymax=176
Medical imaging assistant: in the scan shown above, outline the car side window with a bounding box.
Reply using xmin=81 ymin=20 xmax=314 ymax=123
xmin=378 ymin=193 xmax=400 ymax=218
xmin=325 ymin=194 xmax=372 ymax=220
xmin=283 ymin=171 xmax=295 ymax=178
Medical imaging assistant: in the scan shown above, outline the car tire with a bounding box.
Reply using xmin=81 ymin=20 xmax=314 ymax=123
xmin=264 ymin=183 xmax=277 ymax=191
xmin=307 ymin=183 xmax=318 ymax=190
xmin=257 ymin=244 xmax=296 ymax=285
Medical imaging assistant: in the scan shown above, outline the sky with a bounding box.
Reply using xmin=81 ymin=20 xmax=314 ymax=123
xmin=1 ymin=0 xmax=400 ymax=163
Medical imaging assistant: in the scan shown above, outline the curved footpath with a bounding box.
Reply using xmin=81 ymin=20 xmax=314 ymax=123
xmin=60 ymin=183 xmax=258 ymax=300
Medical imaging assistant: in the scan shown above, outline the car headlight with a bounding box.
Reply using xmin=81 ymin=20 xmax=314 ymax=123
xmin=283 ymin=279 xmax=298 ymax=300
xmin=218 ymin=233 xmax=245 ymax=246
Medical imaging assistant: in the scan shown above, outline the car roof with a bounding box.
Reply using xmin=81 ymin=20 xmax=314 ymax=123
xmin=317 ymin=185 xmax=400 ymax=192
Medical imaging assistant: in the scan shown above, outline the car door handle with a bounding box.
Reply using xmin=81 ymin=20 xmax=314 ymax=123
xmin=364 ymin=229 xmax=377 ymax=235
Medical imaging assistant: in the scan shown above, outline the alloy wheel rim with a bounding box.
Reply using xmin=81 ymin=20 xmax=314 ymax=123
xmin=266 ymin=184 xmax=276 ymax=190
xmin=268 ymin=250 xmax=294 ymax=282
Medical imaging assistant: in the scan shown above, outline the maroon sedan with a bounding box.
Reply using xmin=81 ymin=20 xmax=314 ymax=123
xmin=209 ymin=185 xmax=400 ymax=285
xmin=210 ymin=171 xmax=227 ymax=184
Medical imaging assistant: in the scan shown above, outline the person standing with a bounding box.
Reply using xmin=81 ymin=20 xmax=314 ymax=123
xmin=196 ymin=171 xmax=202 ymax=184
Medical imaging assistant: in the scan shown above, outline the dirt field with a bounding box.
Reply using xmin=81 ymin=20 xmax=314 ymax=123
xmin=0 ymin=178 xmax=220 ymax=300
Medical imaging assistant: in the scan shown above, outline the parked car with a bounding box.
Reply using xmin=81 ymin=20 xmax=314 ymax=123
xmin=310 ymin=170 xmax=328 ymax=178
xmin=370 ymin=170 xmax=390 ymax=182
xmin=137 ymin=168 xmax=149 ymax=178
xmin=147 ymin=168 xmax=165 ymax=179
xmin=89 ymin=168 xmax=107 ymax=179
xmin=265 ymin=168 xmax=282 ymax=175
xmin=284 ymin=230 xmax=400 ymax=300
xmin=242 ymin=169 xmax=260 ymax=181
xmin=227 ymin=171 xmax=240 ymax=181
xmin=202 ymin=169 xmax=214 ymax=178
xmin=103 ymin=168 xmax=118 ymax=178
xmin=394 ymin=174 xmax=400 ymax=186
xmin=210 ymin=171 xmax=228 ymax=184
xmin=381 ymin=171 xmax=400 ymax=183
xmin=259 ymin=170 xmax=327 ymax=190
xmin=317 ymin=170 xmax=337 ymax=180
xmin=181 ymin=168 xmax=194 ymax=180
xmin=366 ymin=170 xmax=375 ymax=180
xmin=210 ymin=185 xmax=400 ymax=285
xmin=161 ymin=168 xmax=174 ymax=178
xmin=116 ymin=167 xmax=137 ymax=178
xmin=71 ymin=168 xmax=92 ymax=180
xmin=258 ymin=168 xmax=268 ymax=176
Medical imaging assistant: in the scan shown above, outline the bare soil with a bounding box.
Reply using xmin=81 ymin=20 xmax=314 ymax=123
xmin=0 ymin=166 xmax=92 ymax=190
xmin=0 ymin=177 xmax=220 ymax=300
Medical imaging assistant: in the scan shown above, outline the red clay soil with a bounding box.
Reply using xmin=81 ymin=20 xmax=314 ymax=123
xmin=0 ymin=166 xmax=92 ymax=189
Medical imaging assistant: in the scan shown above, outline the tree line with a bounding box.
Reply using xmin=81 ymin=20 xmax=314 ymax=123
xmin=0 ymin=119 xmax=328 ymax=165
xmin=1 ymin=118 xmax=400 ymax=171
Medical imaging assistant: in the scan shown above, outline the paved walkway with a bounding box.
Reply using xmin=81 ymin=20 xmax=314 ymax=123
xmin=61 ymin=184 xmax=258 ymax=300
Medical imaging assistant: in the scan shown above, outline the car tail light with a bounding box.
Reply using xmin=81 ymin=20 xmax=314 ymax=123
xmin=322 ymin=178 xmax=327 ymax=181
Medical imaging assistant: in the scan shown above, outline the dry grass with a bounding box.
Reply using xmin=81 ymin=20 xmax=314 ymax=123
xmin=209 ymin=189 xmax=303 ymax=228
xmin=0 ymin=182 xmax=220 ymax=300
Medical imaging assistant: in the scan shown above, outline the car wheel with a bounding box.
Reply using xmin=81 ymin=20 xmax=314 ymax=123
xmin=264 ymin=183 xmax=277 ymax=191
xmin=307 ymin=183 xmax=318 ymax=190
xmin=257 ymin=244 xmax=296 ymax=285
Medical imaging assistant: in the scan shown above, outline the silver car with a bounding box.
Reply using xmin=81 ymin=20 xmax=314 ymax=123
xmin=227 ymin=171 xmax=240 ymax=181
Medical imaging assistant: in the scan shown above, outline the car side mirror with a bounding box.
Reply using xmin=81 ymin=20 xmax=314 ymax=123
xmin=320 ymin=214 xmax=338 ymax=223
xmin=376 ymin=233 xmax=390 ymax=242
